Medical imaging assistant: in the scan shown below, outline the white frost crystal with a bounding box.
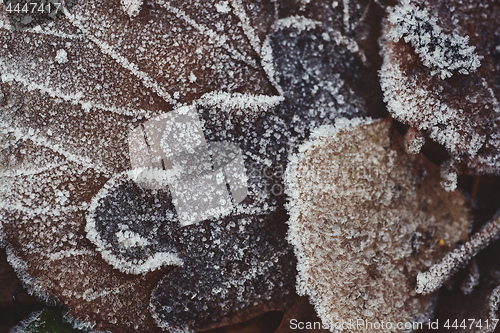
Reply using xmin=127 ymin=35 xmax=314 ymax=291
xmin=215 ymin=1 xmax=231 ymax=14
xmin=55 ymin=49 xmax=68 ymax=64
xmin=121 ymin=0 xmax=143 ymax=17
xmin=286 ymin=118 xmax=469 ymax=332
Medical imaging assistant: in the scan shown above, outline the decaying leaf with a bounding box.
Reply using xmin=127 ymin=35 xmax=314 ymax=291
xmin=286 ymin=118 xmax=470 ymax=332
xmin=380 ymin=0 xmax=500 ymax=177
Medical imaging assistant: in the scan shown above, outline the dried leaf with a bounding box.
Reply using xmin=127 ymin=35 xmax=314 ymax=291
xmin=286 ymin=118 xmax=470 ymax=332
xmin=380 ymin=0 xmax=500 ymax=175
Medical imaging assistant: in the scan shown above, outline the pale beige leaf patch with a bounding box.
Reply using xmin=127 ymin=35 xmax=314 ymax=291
xmin=286 ymin=118 xmax=470 ymax=332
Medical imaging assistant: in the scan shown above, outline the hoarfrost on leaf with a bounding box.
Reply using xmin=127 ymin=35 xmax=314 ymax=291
xmin=404 ymin=127 xmax=425 ymax=155
xmin=380 ymin=0 xmax=500 ymax=175
xmin=85 ymin=171 xmax=184 ymax=275
xmin=286 ymin=118 xmax=469 ymax=332
xmin=387 ymin=0 xmax=482 ymax=79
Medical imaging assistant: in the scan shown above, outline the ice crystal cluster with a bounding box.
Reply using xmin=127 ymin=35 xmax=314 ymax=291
xmin=286 ymin=119 xmax=469 ymax=332
xmin=380 ymin=0 xmax=500 ymax=175
xmin=387 ymin=0 xmax=482 ymax=79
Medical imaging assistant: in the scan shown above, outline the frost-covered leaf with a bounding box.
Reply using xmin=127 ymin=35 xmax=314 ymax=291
xmin=417 ymin=212 xmax=500 ymax=295
xmin=418 ymin=174 xmax=500 ymax=333
xmin=380 ymin=0 xmax=500 ymax=175
xmin=0 ymin=0 xmax=274 ymax=113
xmin=286 ymin=118 xmax=469 ymax=332
xmin=149 ymin=210 xmax=296 ymax=331
xmin=267 ymin=17 xmax=366 ymax=120
xmin=85 ymin=171 xmax=183 ymax=275
xmin=269 ymin=0 xmax=388 ymax=120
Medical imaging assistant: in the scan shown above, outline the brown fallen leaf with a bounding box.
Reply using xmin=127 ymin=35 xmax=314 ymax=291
xmin=380 ymin=0 xmax=500 ymax=177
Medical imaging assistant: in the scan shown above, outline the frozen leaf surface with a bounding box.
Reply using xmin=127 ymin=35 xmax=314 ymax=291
xmin=86 ymin=171 xmax=184 ymax=275
xmin=380 ymin=0 xmax=500 ymax=175
xmin=286 ymin=118 xmax=469 ymax=332
xmin=387 ymin=0 xmax=482 ymax=79
xmin=268 ymin=0 xmax=388 ymax=120
xmin=417 ymin=211 xmax=500 ymax=295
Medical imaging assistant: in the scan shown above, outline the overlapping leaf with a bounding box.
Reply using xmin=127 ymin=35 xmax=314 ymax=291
xmin=286 ymin=118 xmax=470 ymax=332
xmin=380 ymin=0 xmax=500 ymax=176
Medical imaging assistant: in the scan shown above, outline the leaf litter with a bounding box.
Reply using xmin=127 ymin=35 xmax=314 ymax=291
xmin=380 ymin=0 xmax=500 ymax=176
xmin=0 ymin=0 xmax=499 ymax=332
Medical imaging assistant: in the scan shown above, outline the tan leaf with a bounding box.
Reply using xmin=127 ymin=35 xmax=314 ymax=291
xmin=286 ymin=118 xmax=470 ymax=332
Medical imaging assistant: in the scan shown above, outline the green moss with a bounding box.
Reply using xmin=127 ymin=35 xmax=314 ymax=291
xmin=21 ymin=310 xmax=84 ymax=333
